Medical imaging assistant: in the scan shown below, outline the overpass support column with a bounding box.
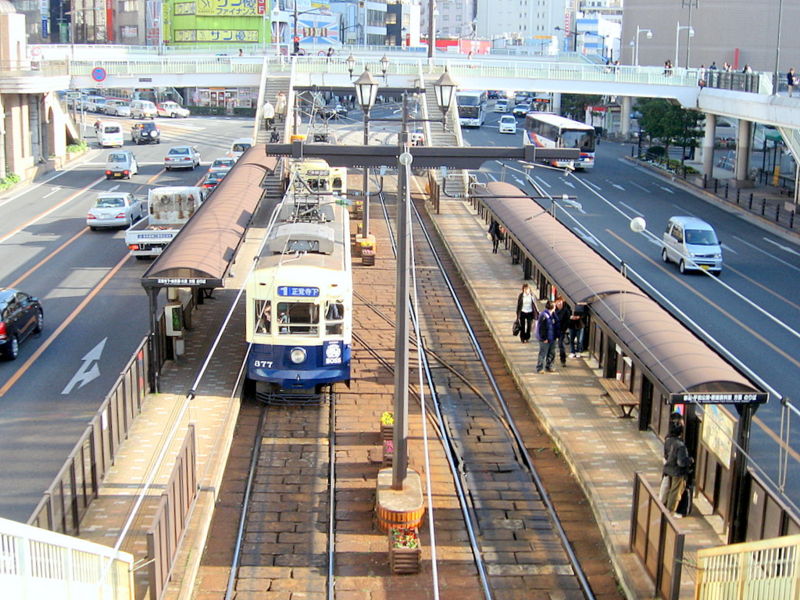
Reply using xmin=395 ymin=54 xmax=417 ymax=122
xmin=620 ymin=96 xmax=631 ymax=138
xmin=702 ymin=113 xmax=716 ymax=181
xmin=551 ymin=93 xmax=561 ymax=115
xmin=735 ymin=119 xmax=752 ymax=186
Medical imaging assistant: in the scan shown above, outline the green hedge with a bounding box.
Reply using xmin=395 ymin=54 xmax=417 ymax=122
xmin=0 ymin=172 xmax=21 ymax=192
xmin=187 ymin=105 xmax=227 ymax=116
xmin=233 ymin=107 xmax=256 ymax=117
xmin=66 ymin=140 xmax=89 ymax=154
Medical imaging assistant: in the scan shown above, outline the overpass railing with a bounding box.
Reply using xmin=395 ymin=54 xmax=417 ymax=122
xmin=0 ymin=516 xmax=134 ymax=600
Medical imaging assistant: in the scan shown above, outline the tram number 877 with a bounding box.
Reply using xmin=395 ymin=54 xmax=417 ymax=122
xmin=253 ymin=360 xmax=273 ymax=368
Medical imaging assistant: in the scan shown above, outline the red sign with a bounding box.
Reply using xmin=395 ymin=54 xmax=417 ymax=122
xmin=106 ymin=0 xmax=114 ymax=41
xmin=257 ymin=0 xmax=266 ymax=15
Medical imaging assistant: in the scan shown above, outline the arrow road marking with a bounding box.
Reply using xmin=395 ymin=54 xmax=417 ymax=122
xmin=658 ymin=185 xmax=675 ymax=194
xmin=734 ymin=236 xmax=800 ymax=274
xmin=563 ymin=180 xmax=575 ymax=189
xmin=618 ymin=201 xmax=644 ymax=216
xmin=572 ymin=227 xmax=598 ymax=246
xmin=612 ymin=183 xmax=626 ymax=191
xmin=62 ymin=338 xmax=107 ymax=395
xmin=630 ymin=181 xmax=650 ymax=192
xmin=534 ymin=176 xmax=551 ymax=189
xmin=763 ymin=237 xmax=800 ymax=257
xmin=109 ymin=185 xmax=120 ymax=192
xmin=513 ymin=176 xmax=525 ymax=187
xmin=43 ymin=187 xmax=62 ymax=198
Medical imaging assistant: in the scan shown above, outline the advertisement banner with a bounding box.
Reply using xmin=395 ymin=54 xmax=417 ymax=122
xmin=175 ymin=29 xmax=259 ymax=42
xmin=106 ymin=0 xmax=115 ymax=41
xmin=146 ymin=0 xmax=160 ymax=45
xmin=39 ymin=0 xmax=49 ymax=38
xmin=195 ymin=0 xmax=260 ymax=17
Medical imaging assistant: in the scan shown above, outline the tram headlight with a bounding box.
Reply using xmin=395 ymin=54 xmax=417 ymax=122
xmin=290 ymin=347 xmax=307 ymax=364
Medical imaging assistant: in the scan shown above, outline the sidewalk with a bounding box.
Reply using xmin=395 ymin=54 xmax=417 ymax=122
xmin=425 ymin=192 xmax=727 ymax=599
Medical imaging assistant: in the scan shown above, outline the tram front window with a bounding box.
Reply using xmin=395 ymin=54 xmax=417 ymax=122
xmin=325 ymin=301 xmax=344 ymax=335
xmin=277 ymin=302 xmax=319 ymax=334
xmin=254 ymin=299 xmax=271 ymax=334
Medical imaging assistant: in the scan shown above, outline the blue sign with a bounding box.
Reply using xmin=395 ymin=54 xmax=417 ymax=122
xmin=91 ymin=67 xmax=107 ymax=82
xmin=278 ymin=286 xmax=319 ymax=298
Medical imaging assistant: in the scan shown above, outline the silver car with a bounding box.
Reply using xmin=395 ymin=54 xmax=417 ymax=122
xmin=105 ymin=151 xmax=139 ymax=179
xmin=164 ymin=145 xmax=201 ymax=170
xmin=103 ymin=99 xmax=131 ymax=117
xmin=86 ymin=192 xmax=145 ymax=230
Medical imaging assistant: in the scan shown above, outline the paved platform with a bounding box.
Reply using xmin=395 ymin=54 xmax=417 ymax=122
xmin=72 ymin=175 xmax=731 ymax=600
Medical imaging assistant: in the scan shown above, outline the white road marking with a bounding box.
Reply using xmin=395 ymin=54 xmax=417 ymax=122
xmin=584 ymin=180 xmax=602 ymax=191
xmin=43 ymin=187 xmax=61 ymax=198
xmin=109 ymin=185 xmax=120 ymax=192
xmin=658 ymin=185 xmax=675 ymax=194
xmin=721 ymin=243 xmax=738 ymax=254
xmin=734 ymin=236 xmax=800 ymax=274
xmin=534 ymin=176 xmax=551 ymax=188
xmin=513 ymin=176 xmax=525 ymax=187
xmin=487 ymin=173 xmax=497 ymax=182
xmin=618 ymin=201 xmax=644 ymax=216
xmin=612 ymin=183 xmax=626 ymax=191
xmin=630 ymin=181 xmax=650 ymax=192
xmin=672 ymin=203 xmax=697 ymax=216
xmin=572 ymin=227 xmax=598 ymax=246
xmin=62 ymin=338 xmax=107 ymax=395
xmin=763 ymin=237 xmax=800 ymax=257
xmin=563 ymin=180 xmax=575 ymax=189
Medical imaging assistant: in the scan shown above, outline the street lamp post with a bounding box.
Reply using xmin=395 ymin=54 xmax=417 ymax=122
xmin=634 ymin=26 xmax=653 ymax=66
xmin=354 ymin=68 xmax=379 ymax=238
xmin=675 ymin=22 xmax=695 ymax=69
xmin=354 ymin=67 xmax=457 ymax=490
xmin=427 ymin=0 xmax=436 ymax=59
xmin=773 ymin=0 xmax=784 ymax=95
xmin=346 ymin=53 xmax=356 ymax=79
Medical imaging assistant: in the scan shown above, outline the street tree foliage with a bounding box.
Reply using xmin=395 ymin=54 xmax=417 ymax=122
xmin=560 ymin=94 xmax=604 ymax=121
xmin=636 ymin=98 xmax=704 ymax=159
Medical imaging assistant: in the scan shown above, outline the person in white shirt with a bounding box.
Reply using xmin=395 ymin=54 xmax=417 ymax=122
xmin=263 ymin=100 xmax=275 ymax=129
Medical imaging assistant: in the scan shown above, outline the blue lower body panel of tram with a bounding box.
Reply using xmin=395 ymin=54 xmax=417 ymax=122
xmin=247 ymin=340 xmax=351 ymax=389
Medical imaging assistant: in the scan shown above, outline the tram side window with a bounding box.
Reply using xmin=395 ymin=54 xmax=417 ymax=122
xmin=255 ymin=300 xmax=271 ymax=334
xmin=277 ymin=302 xmax=319 ymax=334
xmin=325 ymin=301 xmax=345 ymax=335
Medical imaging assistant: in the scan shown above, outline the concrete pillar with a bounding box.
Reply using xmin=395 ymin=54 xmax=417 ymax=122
xmin=620 ymin=96 xmax=631 ymax=138
xmin=551 ymin=92 xmax=561 ymax=115
xmin=735 ymin=119 xmax=752 ymax=185
xmin=702 ymin=113 xmax=716 ymax=181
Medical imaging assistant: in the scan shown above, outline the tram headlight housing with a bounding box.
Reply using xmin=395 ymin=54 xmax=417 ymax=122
xmin=290 ymin=347 xmax=307 ymax=364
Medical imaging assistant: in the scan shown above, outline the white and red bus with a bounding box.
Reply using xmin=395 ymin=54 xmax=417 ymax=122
xmin=523 ymin=113 xmax=596 ymax=169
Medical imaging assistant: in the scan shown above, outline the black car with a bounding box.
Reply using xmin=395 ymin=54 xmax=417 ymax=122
xmin=0 ymin=289 xmax=43 ymax=360
xmin=131 ymin=121 xmax=161 ymax=145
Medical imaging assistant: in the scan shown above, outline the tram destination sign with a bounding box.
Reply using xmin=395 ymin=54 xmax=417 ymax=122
xmin=669 ymin=392 xmax=768 ymax=405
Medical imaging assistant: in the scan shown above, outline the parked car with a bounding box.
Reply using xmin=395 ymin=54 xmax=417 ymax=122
xmin=104 ymin=151 xmax=139 ymax=179
xmin=208 ymin=157 xmax=236 ymax=172
xmin=156 ymin=101 xmax=190 ymax=118
xmin=498 ymin=115 xmax=517 ymax=134
xmin=86 ymin=192 xmax=145 ymax=230
xmin=0 ymin=288 xmax=43 ymax=360
xmin=201 ymin=170 xmax=228 ymax=191
xmin=229 ymin=138 xmax=253 ymax=160
xmin=130 ymin=99 xmax=158 ymax=119
xmin=164 ymin=145 xmax=201 ymax=170
xmin=103 ymin=99 xmax=131 ymax=117
xmin=512 ymin=103 xmax=531 ymax=117
xmin=661 ymin=216 xmax=723 ymax=275
xmin=131 ymin=122 xmax=161 ymax=145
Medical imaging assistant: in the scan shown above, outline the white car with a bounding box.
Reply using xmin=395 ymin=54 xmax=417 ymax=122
xmin=209 ymin=157 xmax=236 ymax=172
xmin=157 ymin=101 xmax=190 ymax=118
xmin=104 ymin=150 xmax=139 ymax=179
xmin=229 ymin=138 xmax=253 ymax=160
xmin=82 ymin=95 xmax=107 ymax=112
xmin=499 ymin=115 xmax=517 ymax=134
xmin=87 ymin=192 xmax=145 ymax=230
xmin=164 ymin=145 xmax=201 ymax=170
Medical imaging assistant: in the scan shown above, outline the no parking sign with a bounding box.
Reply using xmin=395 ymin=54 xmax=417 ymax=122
xmin=91 ymin=67 xmax=107 ymax=83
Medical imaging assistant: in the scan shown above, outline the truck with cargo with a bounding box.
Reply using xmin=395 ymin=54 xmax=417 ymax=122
xmin=124 ymin=186 xmax=206 ymax=258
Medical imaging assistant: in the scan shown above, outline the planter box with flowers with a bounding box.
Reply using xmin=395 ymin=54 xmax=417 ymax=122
xmin=380 ymin=411 xmax=394 ymax=441
xmin=389 ymin=527 xmax=422 ymax=574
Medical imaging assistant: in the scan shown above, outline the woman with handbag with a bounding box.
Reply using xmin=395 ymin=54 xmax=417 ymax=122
xmin=516 ymin=283 xmax=538 ymax=343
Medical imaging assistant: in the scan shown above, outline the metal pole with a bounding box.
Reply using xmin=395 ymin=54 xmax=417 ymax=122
xmin=634 ymin=27 xmax=639 ymax=66
xmin=293 ymin=91 xmax=298 ymax=136
xmin=392 ymin=95 xmax=411 ymax=490
xmin=148 ymin=288 xmax=160 ymax=392
xmin=362 ymin=112 xmax=370 ymax=236
xmin=675 ymin=22 xmax=680 ymax=69
xmin=773 ymin=0 xmax=784 ymax=95
xmin=427 ymin=0 xmax=435 ymax=59
xmin=686 ymin=0 xmax=694 ymax=68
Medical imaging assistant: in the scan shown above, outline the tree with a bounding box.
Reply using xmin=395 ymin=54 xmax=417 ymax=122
xmin=637 ymin=99 xmax=704 ymax=163
xmin=559 ymin=94 xmax=604 ymax=121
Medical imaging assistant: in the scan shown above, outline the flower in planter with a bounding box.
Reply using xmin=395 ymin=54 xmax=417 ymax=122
xmin=390 ymin=527 xmax=420 ymax=549
xmin=383 ymin=439 xmax=394 ymax=454
xmin=380 ymin=411 xmax=394 ymax=426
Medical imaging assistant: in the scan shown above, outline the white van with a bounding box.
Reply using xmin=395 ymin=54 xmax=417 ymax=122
xmin=96 ymin=121 xmax=124 ymax=147
xmin=130 ymin=100 xmax=157 ymax=119
xmin=661 ymin=216 xmax=723 ymax=275
xmin=229 ymin=137 xmax=253 ymax=160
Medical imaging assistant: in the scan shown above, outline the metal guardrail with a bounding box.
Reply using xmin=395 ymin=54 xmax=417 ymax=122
xmin=0 ymin=515 xmax=134 ymax=599
xmin=695 ymin=534 xmax=800 ymax=599
xmin=27 ymin=337 xmax=149 ymax=535
xmin=630 ymin=473 xmax=685 ymax=600
xmin=145 ymin=425 xmax=197 ymax=600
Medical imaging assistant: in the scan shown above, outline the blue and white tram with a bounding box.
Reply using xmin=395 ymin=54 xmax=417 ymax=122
xmin=245 ymin=190 xmax=352 ymax=402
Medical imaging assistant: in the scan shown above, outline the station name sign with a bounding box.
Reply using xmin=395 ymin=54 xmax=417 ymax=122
xmin=156 ymin=278 xmax=209 ymax=286
xmin=669 ymin=392 xmax=768 ymax=405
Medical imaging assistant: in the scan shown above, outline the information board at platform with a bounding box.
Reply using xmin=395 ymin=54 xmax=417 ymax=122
xmin=669 ymin=392 xmax=768 ymax=405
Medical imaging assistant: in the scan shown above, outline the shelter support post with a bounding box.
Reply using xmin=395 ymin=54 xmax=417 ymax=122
xmin=148 ymin=287 xmax=160 ymax=393
xmin=702 ymin=113 xmax=716 ymax=181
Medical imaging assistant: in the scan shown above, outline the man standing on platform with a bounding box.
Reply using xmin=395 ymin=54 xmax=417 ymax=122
xmin=535 ymin=300 xmax=558 ymax=373
xmin=659 ymin=421 xmax=693 ymax=517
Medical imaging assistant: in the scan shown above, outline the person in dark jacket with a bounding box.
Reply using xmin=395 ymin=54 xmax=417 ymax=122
xmin=535 ymin=300 xmax=558 ymax=373
xmin=659 ymin=421 xmax=693 ymax=515
xmin=516 ymin=283 xmax=539 ymax=343
xmin=488 ymin=220 xmax=502 ymax=253
xmin=553 ymin=297 xmax=571 ymax=366
xmin=567 ymin=303 xmax=586 ymax=357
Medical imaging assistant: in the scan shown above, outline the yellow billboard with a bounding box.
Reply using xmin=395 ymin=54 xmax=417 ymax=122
xmin=195 ymin=0 xmax=262 ymax=17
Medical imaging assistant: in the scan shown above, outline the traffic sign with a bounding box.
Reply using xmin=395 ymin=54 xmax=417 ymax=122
xmin=91 ymin=67 xmax=107 ymax=82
